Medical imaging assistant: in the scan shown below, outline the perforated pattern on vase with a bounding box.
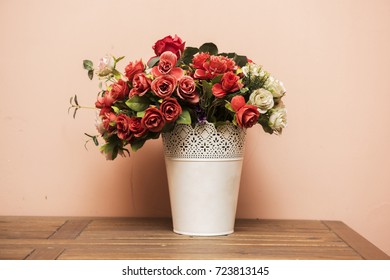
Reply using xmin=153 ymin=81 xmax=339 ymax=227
xmin=162 ymin=122 xmax=246 ymax=159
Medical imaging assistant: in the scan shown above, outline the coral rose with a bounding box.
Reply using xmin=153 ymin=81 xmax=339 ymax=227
xmin=160 ymin=97 xmax=182 ymax=122
xmin=129 ymin=73 xmax=151 ymax=97
xmin=231 ymin=95 xmax=246 ymax=112
xmin=141 ymin=107 xmax=165 ymax=132
xmin=151 ymin=51 xmax=184 ymax=79
xmin=177 ymin=76 xmax=199 ymax=104
xmin=151 ymin=75 xmax=177 ymax=99
xmin=236 ymin=105 xmax=260 ymax=128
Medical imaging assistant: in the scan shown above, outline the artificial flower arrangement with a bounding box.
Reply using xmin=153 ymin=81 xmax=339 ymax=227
xmin=70 ymin=35 xmax=287 ymax=160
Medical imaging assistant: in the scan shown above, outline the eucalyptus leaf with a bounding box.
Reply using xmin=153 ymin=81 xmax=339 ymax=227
xmin=87 ymin=70 xmax=94 ymax=80
xmin=147 ymin=56 xmax=160 ymax=68
xmin=83 ymin=60 xmax=94 ymax=70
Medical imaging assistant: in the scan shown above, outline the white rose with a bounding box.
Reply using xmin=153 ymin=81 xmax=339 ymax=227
xmin=242 ymin=62 xmax=262 ymax=77
xmin=97 ymin=55 xmax=115 ymax=76
xmin=249 ymin=88 xmax=274 ymax=113
xmin=264 ymin=76 xmax=286 ymax=98
xmin=269 ymin=106 xmax=287 ymax=134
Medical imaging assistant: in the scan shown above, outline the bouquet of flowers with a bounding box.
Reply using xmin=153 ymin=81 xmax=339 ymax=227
xmin=70 ymin=35 xmax=287 ymax=160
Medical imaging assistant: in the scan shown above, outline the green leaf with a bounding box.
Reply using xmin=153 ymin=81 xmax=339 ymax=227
xmin=83 ymin=60 xmax=93 ymax=70
xmin=125 ymin=96 xmax=150 ymax=112
xmin=225 ymin=102 xmax=234 ymax=112
xmin=147 ymin=56 xmax=160 ymax=68
xmin=74 ymin=94 xmax=79 ymax=106
xmin=87 ymin=70 xmax=94 ymax=80
xmin=131 ymin=139 xmax=146 ymax=152
xmin=176 ymin=109 xmax=191 ymax=124
xmin=136 ymin=111 xmax=145 ymax=118
xmin=112 ymin=69 xmax=121 ymax=80
xmin=111 ymin=106 xmax=120 ymax=114
xmin=219 ymin=52 xmax=236 ymax=58
xmin=181 ymin=47 xmax=199 ymax=64
xmin=114 ymin=56 xmax=125 ymax=63
xmin=233 ymin=54 xmax=248 ymax=67
xmin=211 ymin=75 xmax=222 ymax=84
xmin=199 ymin=43 xmax=218 ymax=55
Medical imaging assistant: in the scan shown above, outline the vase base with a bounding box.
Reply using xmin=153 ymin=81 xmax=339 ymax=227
xmin=173 ymin=229 xmax=234 ymax=237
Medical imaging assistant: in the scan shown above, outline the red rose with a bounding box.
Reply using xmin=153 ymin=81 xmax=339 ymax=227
xmin=110 ymin=79 xmax=129 ymax=100
xmin=221 ymin=71 xmax=242 ymax=92
xmin=160 ymin=97 xmax=182 ymax=122
xmin=125 ymin=60 xmax=144 ymax=81
xmin=231 ymin=95 xmax=246 ymax=111
xmin=116 ymin=114 xmax=133 ymax=140
xmin=236 ymin=105 xmax=260 ymax=128
xmin=100 ymin=111 xmax=116 ymax=133
xmin=151 ymin=75 xmax=177 ymax=99
xmin=95 ymin=91 xmax=115 ymax=108
xmin=211 ymin=72 xmax=242 ymax=98
xmin=141 ymin=107 xmax=166 ymax=132
xmin=151 ymin=51 xmax=184 ymax=79
xmin=152 ymin=35 xmax=185 ymax=58
xmin=129 ymin=73 xmax=151 ymax=97
xmin=177 ymin=76 xmax=199 ymax=104
xmin=211 ymin=83 xmax=226 ymax=98
xmin=129 ymin=117 xmax=147 ymax=138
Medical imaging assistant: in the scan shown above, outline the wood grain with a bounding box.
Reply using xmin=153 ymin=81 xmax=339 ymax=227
xmin=0 ymin=217 xmax=388 ymax=260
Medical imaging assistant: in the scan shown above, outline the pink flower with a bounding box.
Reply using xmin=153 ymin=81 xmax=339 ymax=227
xmin=125 ymin=60 xmax=144 ymax=81
xmin=141 ymin=107 xmax=165 ymax=132
xmin=129 ymin=73 xmax=151 ymax=97
xmin=151 ymin=51 xmax=184 ymax=80
xmin=236 ymin=105 xmax=260 ymax=128
xmin=161 ymin=97 xmax=182 ymax=122
xmin=177 ymin=76 xmax=199 ymax=104
xmin=151 ymin=75 xmax=177 ymax=99
xmin=152 ymin=35 xmax=185 ymax=58
xmin=231 ymin=95 xmax=246 ymax=111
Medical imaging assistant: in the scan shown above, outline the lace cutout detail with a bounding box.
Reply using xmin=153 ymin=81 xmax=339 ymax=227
xmin=162 ymin=122 xmax=246 ymax=159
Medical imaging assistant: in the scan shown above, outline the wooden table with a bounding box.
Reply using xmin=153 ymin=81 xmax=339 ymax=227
xmin=0 ymin=217 xmax=388 ymax=260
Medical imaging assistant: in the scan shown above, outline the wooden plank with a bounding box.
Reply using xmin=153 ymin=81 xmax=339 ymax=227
xmin=0 ymin=217 xmax=387 ymax=260
xmin=49 ymin=219 xmax=91 ymax=239
xmin=323 ymin=221 xmax=389 ymax=260
xmin=0 ymin=217 xmax=66 ymax=239
xmin=25 ymin=247 xmax=64 ymax=260
xmin=57 ymin=245 xmax=362 ymax=260
xmin=0 ymin=248 xmax=34 ymax=260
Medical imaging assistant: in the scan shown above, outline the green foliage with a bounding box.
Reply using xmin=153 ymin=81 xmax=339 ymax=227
xmin=176 ymin=109 xmax=191 ymax=125
xmin=199 ymin=42 xmax=218 ymax=55
xmin=83 ymin=60 xmax=94 ymax=80
xmin=125 ymin=96 xmax=150 ymax=112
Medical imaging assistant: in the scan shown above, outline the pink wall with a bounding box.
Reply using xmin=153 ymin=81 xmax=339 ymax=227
xmin=1 ymin=0 xmax=389 ymax=255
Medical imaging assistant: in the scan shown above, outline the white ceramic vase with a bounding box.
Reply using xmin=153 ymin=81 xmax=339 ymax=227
xmin=162 ymin=122 xmax=246 ymax=236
